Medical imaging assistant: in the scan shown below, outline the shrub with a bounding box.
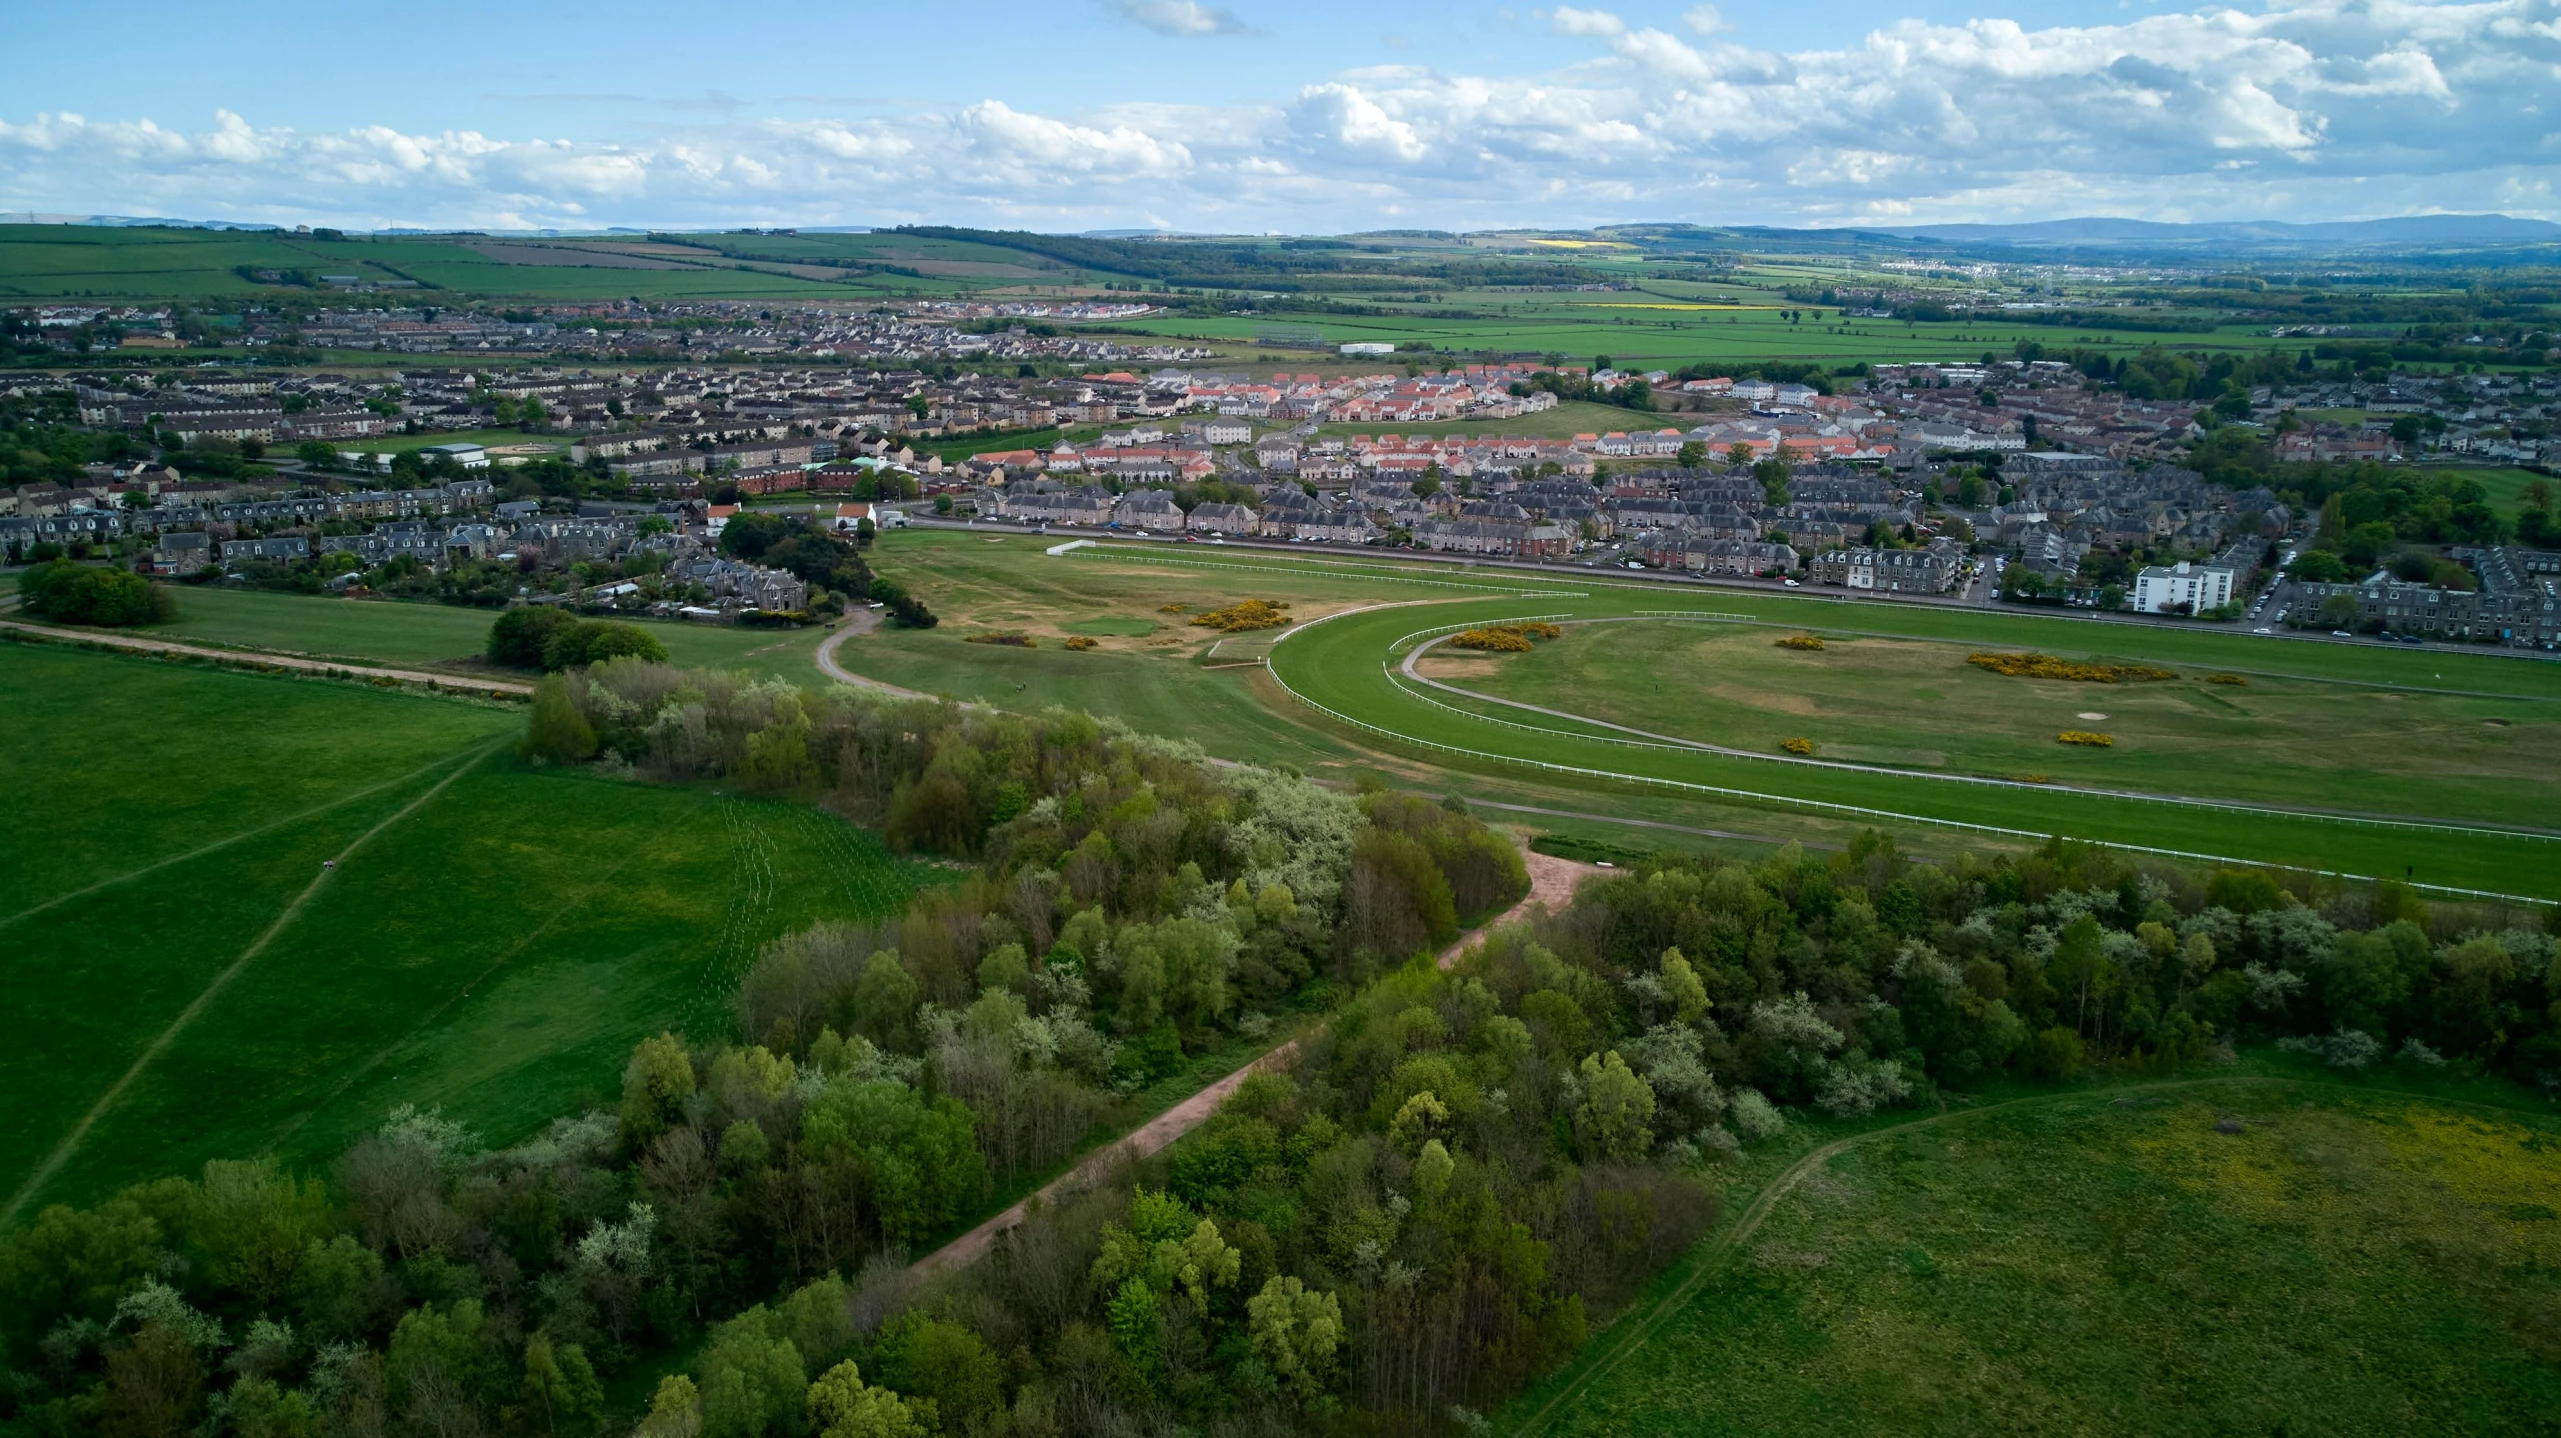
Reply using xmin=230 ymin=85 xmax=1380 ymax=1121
xmin=2056 ymin=731 xmax=2114 ymax=747
xmin=2021 ymin=1025 xmax=2086 ymax=1077
xmin=965 ymin=631 xmax=1036 ymax=648
xmin=1970 ymin=652 xmax=2176 ymax=683
xmin=1063 ymin=635 xmax=1098 ymax=651
xmin=1448 ymin=627 xmax=1531 ymax=652
xmin=1448 ymin=622 xmax=1561 ymax=653
xmin=1188 ymin=599 xmax=1292 ymax=632
xmin=2205 ymin=673 xmax=2248 ymax=686
xmin=1774 ymin=634 xmax=1825 ymax=650
xmin=18 ymin=561 xmax=174 ymax=626
xmin=544 ymin=620 xmax=669 ymax=671
xmin=487 ymin=605 xmax=577 ymax=668
xmin=1780 ymin=737 xmax=1815 ymax=756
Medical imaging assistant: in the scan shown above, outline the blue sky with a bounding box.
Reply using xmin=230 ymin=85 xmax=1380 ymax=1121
xmin=1 ymin=0 xmax=2551 ymax=231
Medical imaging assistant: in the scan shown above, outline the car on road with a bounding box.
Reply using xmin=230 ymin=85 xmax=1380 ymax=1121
xmin=2254 ymin=626 xmax=2272 ymax=634
xmin=2333 ymin=629 xmax=2354 ymax=637
xmin=1783 ymin=578 xmax=1800 ymax=587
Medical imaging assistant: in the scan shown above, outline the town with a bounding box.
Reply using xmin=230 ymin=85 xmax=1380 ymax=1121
xmin=6 ymin=338 xmax=2553 ymax=648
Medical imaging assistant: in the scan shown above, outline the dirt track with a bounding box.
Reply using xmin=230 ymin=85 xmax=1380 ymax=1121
xmin=0 ymin=617 xmax=532 ymax=697
xmin=905 ymin=1038 xmax=1303 ymax=1281
xmin=1439 ymin=842 xmax=1603 ymax=968
xmin=910 ymin=834 xmax=1590 ymax=1284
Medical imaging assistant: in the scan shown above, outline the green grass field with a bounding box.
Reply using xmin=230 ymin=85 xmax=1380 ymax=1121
xmin=330 ymin=426 xmax=566 ymax=455
xmin=2438 ymin=465 xmax=2554 ymax=520
xmin=1118 ymin=301 xmax=2292 ymax=370
xmin=0 ymin=225 xmax=989 ymax=304
xmin=1436 ymin=618 xmax=2561 ymax=826
xmin=0 ymin=643 xmax=938 ymax=1214
xmin=151 ymin=587 xmax=831 ymax=680
xmin=1505 ymin=1072 xmax=2561 ymax=1436
xmin=831 ymin=536 xmax=2561 ymax=896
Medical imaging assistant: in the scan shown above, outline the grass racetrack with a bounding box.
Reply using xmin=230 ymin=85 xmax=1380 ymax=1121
xmin=0 ymin=642 xmax=936 ymax=1217
xmin=823 ymin=535 xmax=2561 ymax=897
xmin=1504 ymin=1072 xmax=2561 ymax=1435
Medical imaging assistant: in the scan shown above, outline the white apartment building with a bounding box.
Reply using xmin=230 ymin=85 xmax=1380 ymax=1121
xmin=2132 ymin=560 xmax=2234 ymax=614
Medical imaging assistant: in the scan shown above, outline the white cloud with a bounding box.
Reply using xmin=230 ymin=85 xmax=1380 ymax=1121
xmin=1682 ymin=4 xmax=1729 ymax=37
xmin=1114 ymin=0 xmax=1250 ymax=38
xmin=1 ymin=0 xmax=2556 ymax=231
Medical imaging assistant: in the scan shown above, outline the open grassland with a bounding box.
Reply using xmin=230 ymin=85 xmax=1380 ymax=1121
xmin=0 ymin=225 xmax=984 ymax=304
xmin=1119 ymin=299 xmax=2291 ymax=369
xmin=0 ymin=225 xmax=411 ymax=299
xmin=1506 ymin=1075 xmax=2561 ymax=1436
xmin=873 ymin=538 xmax=2561 ymax=894
xmin=151 ymin=586 xmax=831 ymax=679
xmin=2438 ymin=465 xmax=2554 ymax=519
xmin=0 ymin=645 xmax=938 ymax=1213
xmin=1435 ymin=618 xmax=2561 ymax=826
xmin=1315 ymin=400 xmax=1670 ymax=440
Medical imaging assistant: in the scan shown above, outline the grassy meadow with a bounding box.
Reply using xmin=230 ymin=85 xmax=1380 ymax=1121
xmin=0 ymin=642 xmax=938 ymax=1214
xmin=1506 ymin=1073 xmax=2561 ymax=1436
xmin=150 ymin=586 xmax=832 ymax=679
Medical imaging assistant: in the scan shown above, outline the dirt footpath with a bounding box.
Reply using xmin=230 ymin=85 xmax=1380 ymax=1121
xmin=1439 ymin=842 xmax=1604 ymax=969
xmin=0 ymin=618 xmax=532 ymax=697
xmin=906 ymin=1038 xmax=1302 ymax=1281
xmin=906 ymin=834 xmax=1598 ymax=1287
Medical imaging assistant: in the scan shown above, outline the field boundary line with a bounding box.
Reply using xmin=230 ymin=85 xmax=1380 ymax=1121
xmin=1502 ymin=1073 xmax=2561 ymax=1436
xmin=1391 ymin=630 xmax=2561 ymax=844
xmin=0 ymin=744 xmax=489 ymax=931
xmin=1262 ymin=657 xmax=2552 ymax=904
xmin=0 ymin=744 xmax=499 ymax=1228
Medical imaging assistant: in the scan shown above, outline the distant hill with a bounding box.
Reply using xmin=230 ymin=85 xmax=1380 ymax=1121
xmin=1837 ymin=214 xmax=2561 ymax=251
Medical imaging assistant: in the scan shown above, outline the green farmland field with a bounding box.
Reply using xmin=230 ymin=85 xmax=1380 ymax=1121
xmin=1505 ymin=1074 xmax=2561 ymax=1436
xmin=0 ymin=643 xmax=937 ymax=1216
xmin=1118 ymin=299 xmax=2291 ymax=371
xmin=151 ymin=586 xmax=832 ymax=680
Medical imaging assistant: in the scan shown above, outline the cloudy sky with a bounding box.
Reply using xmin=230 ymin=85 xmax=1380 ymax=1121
xmin=1 ymin=0 xmax=2552 ymax=233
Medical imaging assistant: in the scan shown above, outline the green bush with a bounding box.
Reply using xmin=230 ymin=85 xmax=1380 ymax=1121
xmin=544 ymin=619 xmax=669 ymax=670
xmin=487 ymin=608 xmax=669 ymax=671
xmin=17 ymin=561 xmax=174 ymax=627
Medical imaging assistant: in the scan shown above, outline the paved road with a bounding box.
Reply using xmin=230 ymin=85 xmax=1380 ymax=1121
xmin=812 ymin=609 xmax=939 ymax=700
xmin=0 ymin=616 xmax=534 ymax=697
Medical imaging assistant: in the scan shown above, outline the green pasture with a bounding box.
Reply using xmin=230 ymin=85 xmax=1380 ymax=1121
xmin=1505 ymin=1074 xmax=2561 ymax=1436
xmin=1438 ymin=618 xmax=2561 ymax=826
xmin=0 ymin=643 xmax=937 ymax=1214
xmin=0 ymin=225 xmax=407 ymax=299
xmin=148 ymin=587 xmax=832 ymax=680
xmin=1128 ymin=300 xmax=2286 ymax=370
